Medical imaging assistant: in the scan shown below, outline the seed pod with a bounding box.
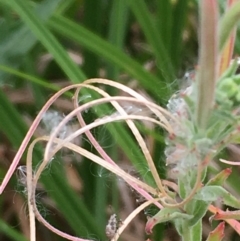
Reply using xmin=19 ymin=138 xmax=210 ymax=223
xmin=105 ymin=214 xmax=118 ymax=240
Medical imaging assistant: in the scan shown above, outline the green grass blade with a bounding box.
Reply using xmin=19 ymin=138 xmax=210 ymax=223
xmin=104 ymin=0 xmax=130 ymax=223
xmin=0 ymin=62 xmax=156 ymax=189
xmin=0 ymin=89 xmax=104 ymax=238
xmin=0 ymin=219 xmax=28 ymax=241
xmin=6 ymin=0 xmax=86 ymax=83
xmin=82 ymin=0 xmax=103 ymax=78
xmin=0 ymin=0 xmax=64 ymax=80
xmin=0 ymin=65 xmax=59 ymax=91
xmin=48 ymin=14 xmax=170 ymax=99
xmin=56 ymin=0 xmax=76 ymax=14
xmin=156 ymin=0 xmax=172 ymax=54
xmin=5 ymin=0 xmax=160 ymax=187
xmin=171 ymin=0 xmax=189 ymax=71
xmin=23 ymin=55 xmax=46 ymax=107
xmin=106 ymin=0 xmax=129 ymax=79
xmin=127 ymin=0 xmax=175 ymax=83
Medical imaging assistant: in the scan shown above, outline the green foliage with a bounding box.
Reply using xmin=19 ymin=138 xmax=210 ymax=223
xmin=195 ymin=186 xmax=240 ymax=209
xmin=187 ymin=200 xmax=210 ymax=227
xmin=0 ymin=0 xmax=191 ymax=240
xmin=1 ymin=1 xmax=240 ymax=241
xmin=0 ymin=219 xmax=28 ymax=241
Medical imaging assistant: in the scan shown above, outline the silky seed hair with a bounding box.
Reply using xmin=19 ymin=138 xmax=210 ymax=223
xmin=105 ymin=214 xmax=119 ymax=240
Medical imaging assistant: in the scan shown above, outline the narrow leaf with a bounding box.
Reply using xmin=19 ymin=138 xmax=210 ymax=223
xmin=206 ymin=168 xmax=232 ymax=186
xmin=188 ymin=200 xmax=210 ymax=226
xmin=0 ymin=219 xmax=28 ymax=241
xmin=218 ymin=58 xmax=238 ymax=80
xmin=195 ymin=186 xmax=240 ymax=209
xmin=48 ymin=15 xmax=168 ymax=98
xmin=218 ymin=0 xmax=237 ymax=76
xmin=106 ymin=0 xmax=129 ymax=79
xmin=145 ymin=208 xmax=192 ymax=234
xmin=127 ymin=0 xmax=175 ymax=83
xmin=206 ymin=222 xmax=225 ymax=241
xmin=0 ymin=65 xmax=59 ymax=91
xmin=178 ymin=177 xmax=187 ymax=199
xmin=6 ymin=0 xmax=86 ymax=82
xmin=219 ymin=2 xmax=240 ymax=51
xmin=170 ymin=0 xmax=188 ymax=71
xmin=190 ymin=220 xmax=202 ymax=241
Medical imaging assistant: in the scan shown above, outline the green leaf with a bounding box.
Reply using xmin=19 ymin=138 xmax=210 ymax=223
xmin=187 ymin=200 xmax=210 ymax=226
xmin=0 ymin=0 xmax=64 ymax=80
xmin=6 ymin=0 xmax=156 ymax=186
xmin=156 ymin=0 xmax=172 ymax=53
xmin=0 ymin=219 xmax=28 ymax=241
xmin=194 ymin=186 xmax=240 ymax=209
xmin=0 ymin=0 xmax=63 ymax=54
xmin=175 ymin=220 xmax=202 ymax=241
xmin=219 ymin=2 xmax=240 ymax=51
xmin=106 ymin=0 xmax=129 ymax=79
xmin=6 ymin=0 xmax=86 ymax=83
xmin=174 ymin=220 xmax=202 ymax=241
xmin=81 ymin=0 xmax=102 ymax=78
xmin=190 ymin=220 xmax=202 ymax=241
xmin=206 ymin=168 xmax=232 ymax=186
xmin=178 ymin=169 xmax=199 ymax=199
xmin=218 ymin=58 xmax=238 ymax=80
xmin=0 ymin=65 xmax=59 ymax=91
xmin=48 ymin=14 xmax=169 ymax=99
xmin=170 ymin=0 xmax=188 ymax=71
xmin=127 ymin=0 xmax=175 ymax=83
xmin=145 ymin=208 xmax=193 ymax=234
xmin=179 ymin=177 xmax=187 ymax=199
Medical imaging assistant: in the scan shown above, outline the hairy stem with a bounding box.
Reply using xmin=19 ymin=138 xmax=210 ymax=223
xmin=195 ymin=0 xmax=218 ymax=129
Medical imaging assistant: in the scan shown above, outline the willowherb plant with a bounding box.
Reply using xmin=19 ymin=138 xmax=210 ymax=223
xmin=2 ymin=1 xmax=240 ymax=241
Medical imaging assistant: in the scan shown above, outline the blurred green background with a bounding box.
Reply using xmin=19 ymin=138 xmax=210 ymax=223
xmin=0 ymin=1 xmax=240 ymax=241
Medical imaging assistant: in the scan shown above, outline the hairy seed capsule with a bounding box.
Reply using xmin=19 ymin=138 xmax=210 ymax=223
xmin=105 ymin=214 xmax=118 ymax=239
